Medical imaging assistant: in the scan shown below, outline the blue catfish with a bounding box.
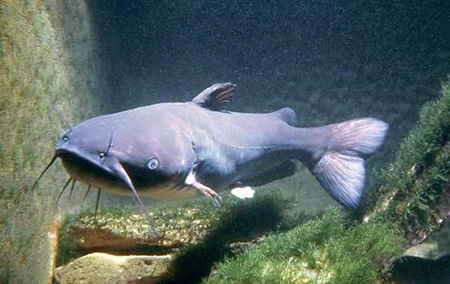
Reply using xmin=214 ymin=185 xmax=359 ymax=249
xmin=33 ymin=83 xmax=388 ymax=212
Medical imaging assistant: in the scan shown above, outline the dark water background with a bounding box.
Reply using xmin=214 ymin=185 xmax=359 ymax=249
xmin=90 ymin=0 xmax=450 ymax=113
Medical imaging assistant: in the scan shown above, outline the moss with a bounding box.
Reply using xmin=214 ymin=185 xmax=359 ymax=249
xmin=366 ymin=80 xmax=450 ymax=243
xmin=204 ymin=208 xmax=403 ymax=284
xmin=157 ymin=189 xmax=294 ymax=283
xmin=56 ymin=214 xmax=80 ymax=267
xmin=0 ymin=0 xmax=109 ymax=283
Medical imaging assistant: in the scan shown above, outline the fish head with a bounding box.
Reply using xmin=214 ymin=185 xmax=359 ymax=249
xmin=55 ymin=113 xmax=195 ymax=195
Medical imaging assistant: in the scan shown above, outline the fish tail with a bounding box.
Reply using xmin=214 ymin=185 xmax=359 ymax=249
xmin=311 ymin=118 xmax=389 ymax=209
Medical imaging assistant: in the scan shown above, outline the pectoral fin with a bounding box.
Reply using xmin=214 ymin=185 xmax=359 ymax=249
xmin=185 ymin=167 xmax=222 ymax=207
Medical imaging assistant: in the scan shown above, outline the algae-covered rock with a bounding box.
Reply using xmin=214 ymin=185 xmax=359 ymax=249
xmin=57 ymin=190 xmax=289 ymax=265
xmin=53 ymin=253 xmax=171 ymax=284
xmin=0 ymin=1 xmax=110 ymax=283
xmin=55 ymin=190 xmax=289 ymax=283
xmin=64 ymin=206 xmax=218 ymax=253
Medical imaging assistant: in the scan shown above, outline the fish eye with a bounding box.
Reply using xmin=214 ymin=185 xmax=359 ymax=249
xmin=147 ymin=158 xmax=159 ymax=170
xmin=99 ymin=152 xmax=106 ymax=159
xmin=62 ymin=136 xmax=69 ymax=142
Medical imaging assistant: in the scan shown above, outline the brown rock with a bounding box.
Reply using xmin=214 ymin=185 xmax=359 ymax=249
xmin=53 ymin=253 xmax=172 ymax=284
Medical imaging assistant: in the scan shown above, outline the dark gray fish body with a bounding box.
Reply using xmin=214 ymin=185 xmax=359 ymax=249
xmin=38 ymin=83 xmax=389 ymax=210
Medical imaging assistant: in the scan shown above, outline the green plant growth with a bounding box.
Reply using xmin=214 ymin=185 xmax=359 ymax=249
xmin=0 ymin=1 xmax=109 ymax=283
xmin=204 ymin=208 xmax=403 ymax=284
xmin=367 ymin=80 xmax=450 ymax=244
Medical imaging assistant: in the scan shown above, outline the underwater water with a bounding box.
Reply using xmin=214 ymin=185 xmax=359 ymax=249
xmin=2 ymin=0 xmax=450 ymax=283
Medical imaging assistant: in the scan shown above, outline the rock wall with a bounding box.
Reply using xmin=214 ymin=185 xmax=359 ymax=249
xmin=0 ymin=1 xmax=110 ymax=282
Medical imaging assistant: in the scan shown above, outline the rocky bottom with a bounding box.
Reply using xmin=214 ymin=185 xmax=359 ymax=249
xmin=54 ymin=253 xmax=172 ymax=284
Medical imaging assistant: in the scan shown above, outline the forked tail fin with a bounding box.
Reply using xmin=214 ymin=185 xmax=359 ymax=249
xmin=312 ymin=118 xmax=389 ymax=209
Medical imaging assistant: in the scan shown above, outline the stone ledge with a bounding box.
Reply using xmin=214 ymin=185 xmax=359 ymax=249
xmin=53 ymin=253 xmax=172 ymax=284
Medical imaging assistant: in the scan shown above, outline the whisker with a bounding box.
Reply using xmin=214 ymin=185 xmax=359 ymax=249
xmin=82 ymin=185 xmax=92 ymax=202
xmin=69 ymin=179 xmax=76 ymax=198
xmin=56 ymin=177 xmax=73 ymax=208
xmin=130 ymin=189 xmax=147 ymax=215
xmin=51 ymin=104 xmax=72 ymax=131
xmin=31 ymin=155 xmax=57 ymax=193
xmin=94 ymin=188 xmax=102 ymax=218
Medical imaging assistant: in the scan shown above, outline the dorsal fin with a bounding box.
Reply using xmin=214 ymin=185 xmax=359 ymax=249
xmin=191 ymin=82 xmax=236 ymax=111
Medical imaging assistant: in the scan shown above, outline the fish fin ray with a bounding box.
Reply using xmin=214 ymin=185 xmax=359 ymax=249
xmin=314 ymin=151 xmax=365 ymax=208
xmin=185 ymin=166 xmax=222 ymax=207
xmin=312 ymin=118 xmax=388 ymax=208
xmin=328 ymin=117 xmax=389 ymax=156
xmin=191 ymin=82 xmax=236 ymax=111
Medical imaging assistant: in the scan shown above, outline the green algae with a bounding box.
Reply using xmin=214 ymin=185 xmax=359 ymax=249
xmin=204 ymin=208 xmax=403 ymax=284
xmin=366 ymin=80 xmax=450 ymax=243
xmin=0 ymin=1 xmax=110 ymax=282
xmin=56 ymin=201 xmax=220 ymax=266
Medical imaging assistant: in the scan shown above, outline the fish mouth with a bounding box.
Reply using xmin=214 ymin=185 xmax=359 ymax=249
xmin=56 ymin=148 xmax=115 ymax=176
xmin=55 ymin=147 xmax=148 ymax=213
xmin=55 ymin=147 xmax=127 ymax=191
